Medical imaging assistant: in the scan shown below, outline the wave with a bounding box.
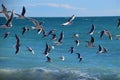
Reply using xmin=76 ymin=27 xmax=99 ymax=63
xmin=0 ymin=68 xmax=96 ymax=80
xmin=0 ymin=68 xmax=120 ymax=80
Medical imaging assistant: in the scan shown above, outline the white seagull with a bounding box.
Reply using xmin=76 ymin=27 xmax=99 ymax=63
xmin=62 ymin=15 xmax=75 ymax=26
xmin=88 ymin=24 xmax=95 ymax=35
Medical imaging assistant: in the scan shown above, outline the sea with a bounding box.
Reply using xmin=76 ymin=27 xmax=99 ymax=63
xmin=0 ymin=16 xmax=120 ymax=80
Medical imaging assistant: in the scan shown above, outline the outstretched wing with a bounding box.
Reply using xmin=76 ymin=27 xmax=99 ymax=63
xmin=21 ymin=6 xmax=26 ymax=16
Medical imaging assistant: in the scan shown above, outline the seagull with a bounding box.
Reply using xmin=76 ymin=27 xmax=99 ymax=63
xmin=37 ymin=21 xmax=44 ymax=34
xmin=47 ymin=29 xmax=56 ymax=36
xmin=46 ymin=56 xmax=52 ymax=62
xmin=0 ymin=4 xmax=10 ymax=22
xmin=117 ymin=19 xmax=120 ymax=27
xmin=75 ymin=40 xmax=80 ymax=46
xmin=44 ymin=42 xmax=51 ymax=56
xmin=26 ymin=46 xmax=34 ymax=54
xmin=73 ymin=33 xmax=79 ymax=38
xmin=22 ymin=27 xmax=29 ymax=35
xmin=96 ymin=45 xmax=109 ymax=54
xmin=15 ymin=34 xmax=20 ymax=54
xmin=86 ymin=36 xmax=94 ymax=47
xmin=96 ymin=45 xmax=103 ymax=54
xmin=51 ymin=34 xmax=57 ymax=40
xmin=27 ymin=18 xmax=45 ymax=34
xmin=55 ymin=31 xmax=64 ymax=45
xmin=15 ymin=6 xmax=26 ymax=19
xmin=60 ymin=55 xmax=65 ymax=61
xmin=1 ymin=9 xmax=14 ymax=29
xmin=76 ymin=53 xmax=81 ymax=59
xmin=76 ymin=53 xmax=82 ymax=62
xmin=62 ymin=15 xmax=75 ymax=26
xmin=69 ymin=47 xmax=74 ymax=54
xmin=100 ymin=30 xmax=112 ymax=40
xmin=3 ymin=32 xmax=10 ymax=39
xmin=88 ymin=24 xmax=95 ymax=35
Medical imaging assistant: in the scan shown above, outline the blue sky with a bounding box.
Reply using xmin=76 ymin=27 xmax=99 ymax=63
xmin=0 ymin=0 xmax=120 ymax=17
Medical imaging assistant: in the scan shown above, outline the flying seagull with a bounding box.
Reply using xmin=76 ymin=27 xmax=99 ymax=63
xmin=27 ymin=18 xmax=45 ymax=34
xmin=100 ymin=30 xmax=112 ymax=40
xmin=88 ymin=24 xmax=95 ymax=35
xmin=51 ymin=34 xmax=57 ymax=40
xmin=22 ymin=27 xmax=29 ymax=35
xmin=44 ymin=42 xmax=51 ymax=56
xmin=55 ymin=31 xmax=64 ymax=45
xmin=0 ymin=4 xmax=10 ymax=21
xmin=75 ymin=40 xmax=80 ymax=46
xmin=26 ymin=46 xmax=34 ymax=54
xmin=76 ymin=53 xmax=82 ymax=62
xmin=96 ymin=45 xmax=109 ymax=54
xmin=1 ymin=9 xmax=14 ymax=29
xmin=73 ymin=33 xmax=79 ymax=38
xmin=47 ymin=29 xmax=56 ymax=36
xmin=68 ymin=47 xmax=74 ymax=54
xmin=15 ymin=6 xmax=26 ymax=19
xmin=62 ymin=15 xmax=75 ymax=26
xmin=86 ymin=36 xmax=94 ymax=47
xmin=60 ymin=55 xmax=65 ymax=61
xmin=15 ymin=34 xmax=20 ymax=54
xmin=3 ymin=32 xmax=10 ymax=39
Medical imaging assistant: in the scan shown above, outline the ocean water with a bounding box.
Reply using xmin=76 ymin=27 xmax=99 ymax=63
xmin=0 ymin=16 xmax=120 ymax=80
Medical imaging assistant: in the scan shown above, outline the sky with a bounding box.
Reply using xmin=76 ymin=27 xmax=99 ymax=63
xmin=0 ymin=0 xmax=120 ymax=17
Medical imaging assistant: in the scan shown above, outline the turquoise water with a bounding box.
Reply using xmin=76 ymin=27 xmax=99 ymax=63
xmin=0 ymin=17 xmax=120 ymax=80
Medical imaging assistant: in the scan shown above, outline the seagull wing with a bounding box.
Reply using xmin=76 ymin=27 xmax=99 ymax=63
xmin=100 ymin=30 xmax=105 ymax=39
xmin=15 ymin=34 xmax=20 ymax=54
xmin=21 ymin=6 xmax=26 ymax=16
xmin=2 ymin=4 xmax=9 ymax=19
xmin=90 ymin=36 xmax=94 ymax=43
xmin=5 ymin=10 xmax=14 ymax=27
xmin=98 ymin=45 xmax=102 ymax=51
xmin=67 ymin=15 xmax=75 ymax=22
xmin=88 ymin=24 xmax=95 ymax=35
xmin=22 ymin=27 xmax=26 ymax=35
xmin=76 ymin=53 xmax=80 ymax=58
xmin=46 ymin=56 xmax=51 ymax=62
xmin=105 ymin=30 xmax=112 ymax=40
xmin=117 ymin=19 xmax=120 ymax=27
xmin=58 ymin=31 xmax=64 ymax=43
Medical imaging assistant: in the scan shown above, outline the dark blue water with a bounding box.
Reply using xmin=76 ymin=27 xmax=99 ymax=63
xmin=0 ymin=17 xmax=120 ymax=80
